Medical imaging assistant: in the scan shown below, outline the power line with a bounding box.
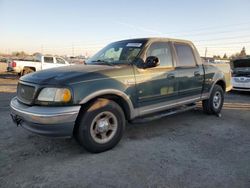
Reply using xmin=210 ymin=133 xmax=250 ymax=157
xmin=161 ymin=21 xmax=250 ymax=35
xmin=196 ymin=41 xmax=250 ymax=46
xmin=193 ymin=35 xmax=250 ymax=43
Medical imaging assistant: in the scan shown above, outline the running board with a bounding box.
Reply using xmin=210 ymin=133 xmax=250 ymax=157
xmin=131 ymin=104 xmax=196 ymax=124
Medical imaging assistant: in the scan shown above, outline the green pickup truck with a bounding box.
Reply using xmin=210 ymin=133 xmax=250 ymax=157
xmin=10 ymin=38 xmax=232 ymax=153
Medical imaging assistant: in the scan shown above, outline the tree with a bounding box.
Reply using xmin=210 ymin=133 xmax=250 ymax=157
xmin=213 ymin=55 xmax=221 ymax=59
xmin=223 ymin=53 xmax=228 ymax=59
xmin=239 ymin=47 xmax=246 ymax=57
xmin=11 ymin=51 xmax=28 ymax=57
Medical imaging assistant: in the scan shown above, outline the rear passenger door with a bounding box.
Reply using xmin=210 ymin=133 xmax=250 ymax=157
xmin=173 ymin=43 xmax=203 ymax=98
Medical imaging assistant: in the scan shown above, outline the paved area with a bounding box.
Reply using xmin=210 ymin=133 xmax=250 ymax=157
xmin=0 ymin=74 xmax=250 ymax=188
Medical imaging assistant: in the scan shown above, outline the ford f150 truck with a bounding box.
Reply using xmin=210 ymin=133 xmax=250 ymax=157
xmin=231 ymin=57 xmax=250 ymax=91
xmin=7 ymin=54 xmax=70 ymax=76
xmin=10 ymin=38 xmax=232 ymax=153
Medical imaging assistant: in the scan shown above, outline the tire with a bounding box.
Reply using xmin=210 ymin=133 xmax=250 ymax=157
xmin=202 ymin=84 xmax=224 ymax=114
xmin=76 ymin=98 xmax=125 ymax=153
xmin=22 ymin=68 xmax=34 ymax=76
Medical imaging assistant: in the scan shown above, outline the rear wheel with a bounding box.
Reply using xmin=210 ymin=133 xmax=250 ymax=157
xmin=76 ymin=99 xmax=125 ymax=153
xmin=22 ymin=68 xmax=34 ymax=76
xmin=202 ymin=84 xmax=224 ymax=114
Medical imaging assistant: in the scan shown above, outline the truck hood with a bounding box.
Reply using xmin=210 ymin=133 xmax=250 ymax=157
xmin=20 ymin=64 xmax=120 ymax=85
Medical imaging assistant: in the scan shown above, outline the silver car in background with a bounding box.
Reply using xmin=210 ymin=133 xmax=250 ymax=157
xmin=231 ymin=57 xmax=250 ymax=91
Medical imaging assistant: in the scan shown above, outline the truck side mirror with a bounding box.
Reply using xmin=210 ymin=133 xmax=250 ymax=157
xmin=145 ymin=56 xmax=160 ymax=68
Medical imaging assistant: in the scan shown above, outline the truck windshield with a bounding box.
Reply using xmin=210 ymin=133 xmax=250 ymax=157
xmin=86 ymin=40 xmax=146 ymax=65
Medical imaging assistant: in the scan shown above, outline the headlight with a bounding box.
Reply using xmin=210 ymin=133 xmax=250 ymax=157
xmin=37 ymin=88 xmax=72 ymax=103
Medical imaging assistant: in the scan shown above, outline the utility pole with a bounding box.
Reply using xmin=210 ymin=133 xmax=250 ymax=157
xmin=72 ymin=43 xmax=75 ymax=57
xmin=41 ymin=45 xmax=44 ymax=54
xmin=205 ymin=47 xmax=207 ymax=58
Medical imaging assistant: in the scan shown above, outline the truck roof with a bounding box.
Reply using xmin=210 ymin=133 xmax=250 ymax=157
xmin=115 ymin=37 xmax=193 ymax=45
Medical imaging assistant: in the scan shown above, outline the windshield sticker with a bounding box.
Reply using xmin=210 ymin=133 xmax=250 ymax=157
xmin=126 ymin=43 xmax=142 ymax=47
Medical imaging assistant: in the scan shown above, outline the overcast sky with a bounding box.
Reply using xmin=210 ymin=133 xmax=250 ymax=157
xmin=1 ymin=0 xmax=250 ymax=56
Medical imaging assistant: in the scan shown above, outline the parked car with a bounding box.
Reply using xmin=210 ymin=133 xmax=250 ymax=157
xmin=7 ymin=54 xmax=70 ymax=76
xmin=231 ymin=57 xmax=250 ymax=91
xmin=10 ymin=38 xmax=232 ymax=153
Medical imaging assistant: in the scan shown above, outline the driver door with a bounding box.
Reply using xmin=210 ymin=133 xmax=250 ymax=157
xmin=134 ymin=41 xmax=178 ymax=108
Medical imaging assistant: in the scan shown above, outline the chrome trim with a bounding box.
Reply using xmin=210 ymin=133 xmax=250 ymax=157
xmin=201 ymin=92 xmax=210 ymax=100
xmin=10 ymin=97 xmax=81 ymax=124
xmin=79 ymin=90 xmax=205 ymax=119
xmin=137 ymin=95 xmax=202 ymax=116
xmin=138 ymin=92 xmax=178 ymax=100
xmin=79 ymin=89 xmax=138 ymax=119
xmin=232 ymin=87 xmax=250 ymax=91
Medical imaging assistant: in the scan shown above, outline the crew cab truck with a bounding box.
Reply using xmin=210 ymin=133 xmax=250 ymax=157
xmin=10 ymin=38 xmax=232 ymax=153
xmin=7 ymin=54 xmax=70 ymax=76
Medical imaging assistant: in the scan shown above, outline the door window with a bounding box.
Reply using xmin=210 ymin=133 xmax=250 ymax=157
xmin=147 ymin=42 xmax=173 ymax=67
xmin=174 ymin=44 xmax=196 ymax=67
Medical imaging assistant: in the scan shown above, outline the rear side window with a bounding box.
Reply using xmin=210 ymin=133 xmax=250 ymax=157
xmin=174 ymin=43 xmax=196 ymax=67
xmin=44 ymin=57 xmax=54 ymax=63
xmin=147 ymin=42 xmax=173 ymax=67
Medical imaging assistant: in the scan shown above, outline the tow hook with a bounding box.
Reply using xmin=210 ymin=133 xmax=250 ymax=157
xmin=10 ymin=114 xmax=23 ymax=127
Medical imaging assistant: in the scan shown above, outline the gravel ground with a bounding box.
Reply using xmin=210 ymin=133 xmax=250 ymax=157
xmin=0 ymin=75 xmax=250 ymax=188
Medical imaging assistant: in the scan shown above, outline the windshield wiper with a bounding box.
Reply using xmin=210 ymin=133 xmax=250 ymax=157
xmin=91 ymin=59 xmax=114 ymax=66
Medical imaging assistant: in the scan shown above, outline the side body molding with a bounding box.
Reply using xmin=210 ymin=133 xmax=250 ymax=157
xmin=79 ymin=89 xmax=138 ymax=119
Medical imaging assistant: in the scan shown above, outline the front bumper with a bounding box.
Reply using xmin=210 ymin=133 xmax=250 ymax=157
xmin=231 ymin=77 xmax=250 ymax=92
xmin=232 ymin=87 xmax=250 ymax=91
xmin=10 ymin=97 xmax=81 ymax=137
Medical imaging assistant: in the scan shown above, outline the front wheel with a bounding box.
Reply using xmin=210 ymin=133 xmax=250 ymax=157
xmin=202 ymin=84 xmax=224 ymax=114
xmin=76 ymin=99 xmax=125 ymax=153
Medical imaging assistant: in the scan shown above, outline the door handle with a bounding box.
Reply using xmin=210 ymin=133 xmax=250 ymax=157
xmin=167 ymin=73 xmax=175 ymax=79
xmin=194 ymin=71 xmax=200 ymax=76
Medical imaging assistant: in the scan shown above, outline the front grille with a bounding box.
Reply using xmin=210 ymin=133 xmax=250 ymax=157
xmin=234 ymin=77 xmax=250 ymax=83
xmin=17 ymin=83 xmax=36 ymax=105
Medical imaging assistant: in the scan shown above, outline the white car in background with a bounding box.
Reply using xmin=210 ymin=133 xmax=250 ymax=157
xmin=7 ymin=54 xmax=70 ymax=76
xmin=231 ymin=57 xmax=250 ymax=91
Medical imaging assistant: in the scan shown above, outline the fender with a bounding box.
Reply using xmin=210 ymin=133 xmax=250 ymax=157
xmin=79 ymin=89 xmax=138 ymax=119
xmin=209 ymin=77 xmax=226 ymax=97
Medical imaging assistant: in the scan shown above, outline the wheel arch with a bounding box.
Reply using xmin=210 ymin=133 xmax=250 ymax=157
xmin=73 ymin=90 xmax=136 ymax=138
xmin=209 ymin=79 xmax=226 ymax=98
xmin=23 ymin=66 xmax=36 ymax=72
xmin=79 ymin=89 xmax=137 ymax=121
xmin=215 ymin=80 xmax=226 ymax=91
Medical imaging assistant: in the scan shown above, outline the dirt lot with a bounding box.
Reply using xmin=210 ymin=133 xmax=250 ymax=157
xmin=0 ymin=74 xmax=250 ymax=188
